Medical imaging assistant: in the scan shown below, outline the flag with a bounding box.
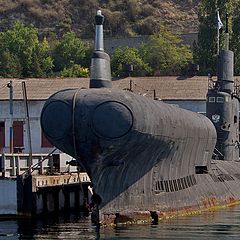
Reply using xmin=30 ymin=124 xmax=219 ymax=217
xmin=217 ymin=10 xmax=223 ymax=29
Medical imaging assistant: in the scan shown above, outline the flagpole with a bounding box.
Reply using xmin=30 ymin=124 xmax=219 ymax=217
xmin=217 ymin=22 xmax=220 ymax=56
xmin=225 ymin=13 xmax=229 ymax=50
xmin=217 ymin=9 xmax=220 ymax=56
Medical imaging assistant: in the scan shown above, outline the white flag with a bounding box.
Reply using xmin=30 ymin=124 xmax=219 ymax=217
xmin=217 ymin=11 xmax=223 ymax=29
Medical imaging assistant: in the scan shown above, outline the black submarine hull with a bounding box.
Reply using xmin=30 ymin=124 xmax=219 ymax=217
xmin=41 ymin=10 xmax=240 ymax=224
xmin=40 ymin=88 xmax=240 ymax=223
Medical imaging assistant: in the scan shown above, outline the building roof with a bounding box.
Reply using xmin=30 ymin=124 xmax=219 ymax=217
xmin=112 ymin=76 xmax=210 ymax=100
xmin=0 ymin=76 xmax=229 ymax=101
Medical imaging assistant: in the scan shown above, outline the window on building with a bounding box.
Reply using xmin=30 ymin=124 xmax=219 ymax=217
xmin=41 ymin=130 xmax=53 ymax=148
xmin=0 ymin=122 xmax=5 ymax=149
xmin=13 ymin=121 xmax=24 ymax=147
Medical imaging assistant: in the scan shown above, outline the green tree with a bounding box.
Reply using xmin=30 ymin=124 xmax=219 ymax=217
xmin=231 ymin=1 xmax=240 ymax=74
xmin=0 ymin=21 xmax=38 ymax=76
xmin=0 ymin=50 xmax=22 ymax=78
xmin=61 ymin=64 xmax=89 ymax=77
xmin=194 ymin=0 xmax=238 ymax=75
xmin=0 ymin=21 xmax=53 ymax=77
xmin=31 ymin=37 xmax=54 ymax=77
xmin=111 ymin=46 xmax=151 ymax=77
xmin=140 ymin=26 xmax=192 ymax=75
xmin=53 ymin=32 xmax=91 ymax=72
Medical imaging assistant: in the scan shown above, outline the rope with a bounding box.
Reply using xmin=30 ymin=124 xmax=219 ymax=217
xmin=72 ymin=88 xmax=81 ymax=158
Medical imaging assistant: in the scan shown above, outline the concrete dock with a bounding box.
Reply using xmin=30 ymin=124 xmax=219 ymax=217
xmin=0 ymin=153 xmax=91 ymax=217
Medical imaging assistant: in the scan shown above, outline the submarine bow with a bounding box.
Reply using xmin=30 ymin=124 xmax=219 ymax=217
xmin=41 ymin=87 xmax=217 ymax=210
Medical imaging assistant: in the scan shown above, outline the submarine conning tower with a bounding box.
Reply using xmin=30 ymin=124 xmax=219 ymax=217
xmin=89 ymin=10 xmax=112 ymax=88
xmin=206 ymin=49 xmax=239 ymax=161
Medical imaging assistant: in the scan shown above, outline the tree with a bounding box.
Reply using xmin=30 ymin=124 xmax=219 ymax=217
xmin=53 ymin=32 xmax=91 ymax=72
xmin=0 ymin=50 xmax=22 ymax=78
xmin=111 ymin=46 xmax=151 ymax=77
xmin=231 ymin=1 xmax=240 ymax=74
xmin=0 ymin=21 xmax=38 ymax=76
xmin=0 ymin=21 xmax=53 ymax=77
xmin=31 ymin=37 xmax=54 ymax=77
xmin=140 ymin=26 xmax=192 ymax=75
xmin=61 ymin=64 xmax=89 ymax=77
xmin=194 ymin=0 xmax=238 ymax=75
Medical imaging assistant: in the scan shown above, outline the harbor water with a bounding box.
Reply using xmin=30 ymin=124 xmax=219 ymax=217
xmin=1 ymin=205 xmax=240 ymax=239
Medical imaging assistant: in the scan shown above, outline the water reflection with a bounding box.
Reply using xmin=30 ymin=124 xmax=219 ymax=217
xmin=1 ymin=206 xmax=240 ymax=239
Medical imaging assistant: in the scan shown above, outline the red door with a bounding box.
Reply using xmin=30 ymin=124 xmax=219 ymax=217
xmin=41 ymin=130 xmax=53 ymax=148
xmin=0 ymin=122 xmax=5 ymax=150
xmin=13 ymin=121 xmax=24 ymax=147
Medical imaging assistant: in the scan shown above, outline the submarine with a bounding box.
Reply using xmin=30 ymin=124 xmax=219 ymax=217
xmin=41 ymin=10 xmax=240 ymax=225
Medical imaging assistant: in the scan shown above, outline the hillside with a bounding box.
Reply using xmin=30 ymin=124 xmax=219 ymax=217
xmin=0 ymin=0 xmax=200 ymax=38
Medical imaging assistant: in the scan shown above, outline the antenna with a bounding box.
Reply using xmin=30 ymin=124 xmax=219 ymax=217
xmin=225 ymin=13 xmax=229 ymax=50
xmin=94 ymin=10 xmax=104 ymax=51
xmin=89 ymin=10 xmax=112 ymax=88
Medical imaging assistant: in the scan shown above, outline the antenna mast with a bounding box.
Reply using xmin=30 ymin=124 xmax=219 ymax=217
xmin=225 ymin=13 xmax=229 ymax=50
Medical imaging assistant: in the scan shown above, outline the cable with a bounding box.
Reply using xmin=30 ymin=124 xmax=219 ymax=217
xmin=21 ymin=147 xmax=58 ymax=176
xmin=72 ymin=88 xmax=82 ymax=158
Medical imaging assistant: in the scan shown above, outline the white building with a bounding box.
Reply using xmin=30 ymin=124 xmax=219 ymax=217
xmin=0 ymin=76 xmax=219 ymax=155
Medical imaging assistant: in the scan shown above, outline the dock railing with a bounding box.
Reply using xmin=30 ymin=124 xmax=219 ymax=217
xmin=0 ymin=152 xmax=80 ymax=177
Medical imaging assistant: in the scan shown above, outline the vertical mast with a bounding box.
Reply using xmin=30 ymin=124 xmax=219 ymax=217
xmin=216 ymin=9 xmax=223 ymax=56
xmin=89 ymin=10 xmax=112 ymax=88
xmin=7 ymin=81 xmax=13 ymax=154
xmin=225 ymin=13 xmax=229 ymax=51
xmin=95 ymin=10 xmax=104 ymax=51
xmin=22 ymin=81 xmax=32 ymax=170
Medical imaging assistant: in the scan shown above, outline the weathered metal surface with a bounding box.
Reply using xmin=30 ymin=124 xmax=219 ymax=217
xmin=41 ymin=77 xmax=226 ymax=223
xmin=217 ymin=50 xmax=234 ymax=92
xmin=40 ymin=11 xmax=240 ymax=225
xmin=207 ymin=50 xmax=239 ymax=160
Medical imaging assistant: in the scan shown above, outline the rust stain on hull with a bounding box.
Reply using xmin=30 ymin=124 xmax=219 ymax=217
xmin=100 ymin=199 xmax=240 ymax=226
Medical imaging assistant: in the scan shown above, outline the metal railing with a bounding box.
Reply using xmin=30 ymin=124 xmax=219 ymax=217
xmin=0 ymin=152 xmax=78 ymax=177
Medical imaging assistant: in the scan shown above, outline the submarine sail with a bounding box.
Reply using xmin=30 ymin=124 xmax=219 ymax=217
xmin=206 ymin=16 xmax=239 ymax=161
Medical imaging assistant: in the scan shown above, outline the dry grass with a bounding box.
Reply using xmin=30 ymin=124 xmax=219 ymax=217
xmin=0 ymin=0 xmax=200 ymax=37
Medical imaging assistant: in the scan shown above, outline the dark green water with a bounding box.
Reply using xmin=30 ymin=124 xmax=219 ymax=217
xmin=1 ymin=205 xmax=240 ymax=240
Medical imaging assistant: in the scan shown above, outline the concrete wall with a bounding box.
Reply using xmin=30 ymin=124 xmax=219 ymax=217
xmin=104 ymin=36 xmax=149 ymax=55
xmin=0 ymin=100 xmax=57 ymax=154
xmin=0 ymin=179 xmax=17 ymax=214
xmin=104 ymin=33 xmax=198 ymax=55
